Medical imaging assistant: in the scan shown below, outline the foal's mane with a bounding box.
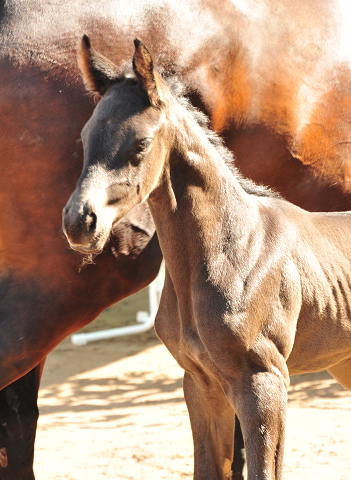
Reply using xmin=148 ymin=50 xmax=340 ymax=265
xmin=165 ymin=76 xmax=279 ymax=199
xmin=114 ymin=67 xmax=278 ymax=199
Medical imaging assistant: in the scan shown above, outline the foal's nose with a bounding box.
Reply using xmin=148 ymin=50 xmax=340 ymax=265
xmin=62 ymin=201 xmax=98 ymax=248
xmin=83 ymin=203 xmax=97 ymax=235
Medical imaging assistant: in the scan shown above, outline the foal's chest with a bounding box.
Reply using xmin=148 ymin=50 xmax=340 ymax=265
xmin=154 ymin=277 xmax=221 ymax=373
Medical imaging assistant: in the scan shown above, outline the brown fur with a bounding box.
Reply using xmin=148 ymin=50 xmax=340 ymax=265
xmin=3 ymin=0 xmax=351 ymax=477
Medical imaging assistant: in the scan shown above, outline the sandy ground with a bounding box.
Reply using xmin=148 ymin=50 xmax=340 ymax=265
xmin=34 ymin=288 xmax=351 ymax=480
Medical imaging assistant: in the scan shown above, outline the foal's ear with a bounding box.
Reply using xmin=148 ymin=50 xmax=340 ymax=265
xmin=133 ymin=39 xmax=161 ymax=107
xmin=78 ymin=35 xmax=119 ymax=99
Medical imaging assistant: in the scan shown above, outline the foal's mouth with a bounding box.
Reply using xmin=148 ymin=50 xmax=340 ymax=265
xmin=65 ymin=229 xmax=109 ymax=255
xmin=68 ymin=242 xmax=104 ymax=255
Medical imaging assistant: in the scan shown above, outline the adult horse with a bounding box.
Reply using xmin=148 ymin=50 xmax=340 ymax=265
xmin=63 ymin=38 xmax=351 ymax=480
xmin=2 ymin=0 xmax=351 ymax=478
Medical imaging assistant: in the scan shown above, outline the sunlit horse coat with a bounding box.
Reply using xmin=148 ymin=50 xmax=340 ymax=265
xmin=2 ymin=0 xmax=351 ymax=478
xmin=63 ymin=39 xmax=351 ymax=480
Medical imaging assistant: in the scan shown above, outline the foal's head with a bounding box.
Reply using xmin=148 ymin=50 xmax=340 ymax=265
xmin=63 ymin=37 xmax=172 ymax=253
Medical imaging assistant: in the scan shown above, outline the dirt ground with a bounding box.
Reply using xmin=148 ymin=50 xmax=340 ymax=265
xmin=34 ymin=288 xmax=351 ymax=480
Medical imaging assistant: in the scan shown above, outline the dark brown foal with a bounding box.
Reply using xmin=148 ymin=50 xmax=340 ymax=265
xmin=63 ymin=39 xmax=351 ymax=479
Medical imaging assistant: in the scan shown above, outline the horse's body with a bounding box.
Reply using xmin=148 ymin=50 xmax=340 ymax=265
xmin=63 ymin=40 xmax=351 ymax=480
xmin=2 ymin=0 xmax=351 ymax=478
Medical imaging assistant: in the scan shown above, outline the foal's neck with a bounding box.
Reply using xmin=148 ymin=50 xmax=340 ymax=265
xmin=161 ymin=104 xmax=252 ymax=206
xmin=148 ymin=104 xmax=259 ymax=272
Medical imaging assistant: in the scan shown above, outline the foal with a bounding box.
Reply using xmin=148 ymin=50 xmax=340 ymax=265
xmin=63 ymin=37 xmax=351 ymax=479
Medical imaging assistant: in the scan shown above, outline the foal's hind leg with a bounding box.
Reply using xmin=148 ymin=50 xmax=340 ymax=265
xmin=327 ymin=356 xmax=351 ymax=390
xmin=232 ymin=416 xmax=246 ymax=480
xmin=183 ymin=371 xmax=235 ymax=480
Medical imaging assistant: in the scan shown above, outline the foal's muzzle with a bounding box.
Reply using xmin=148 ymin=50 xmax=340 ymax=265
xmin=62 ymin=200 xmax=104 ymax=254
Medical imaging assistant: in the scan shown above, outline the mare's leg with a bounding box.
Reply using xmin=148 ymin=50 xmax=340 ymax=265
xmin=183 ymin=371 xmax=235 ymax=480
xmin=232 ymin=416 xmax=246 ymax=480
xmin=0 ymin=359 xmax=45 ymax=480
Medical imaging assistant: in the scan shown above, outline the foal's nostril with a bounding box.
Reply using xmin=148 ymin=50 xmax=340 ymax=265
xmin=62 ymin=205 xmax=68 ymax=222
xmin=85 ymin=211 xmax=97 ymax=235
xmin=62 ymin=206 xmax=70 ymax=233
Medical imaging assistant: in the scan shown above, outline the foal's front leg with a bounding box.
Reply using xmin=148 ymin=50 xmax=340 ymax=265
xmin=230 ymin=367 xmax=288 ymax=480
xmin=183 ymin=371 xmax=235 ymax=480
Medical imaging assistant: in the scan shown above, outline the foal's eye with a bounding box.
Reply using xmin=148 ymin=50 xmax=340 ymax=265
xmin=134 ymin=138 xmax=152 ymax=153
